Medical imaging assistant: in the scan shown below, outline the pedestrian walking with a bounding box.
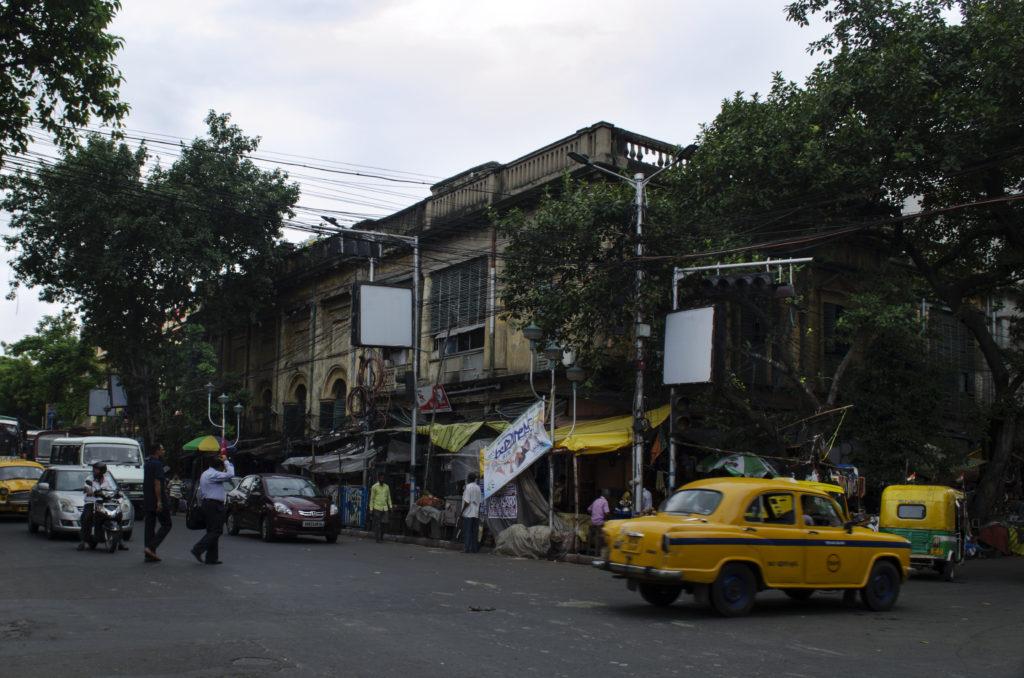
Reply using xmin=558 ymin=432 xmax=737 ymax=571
xmin=461 ymin=473 xmax=482 ymax=553
xmin=168 ymin=474 xmax=183 ymax=515
xmin=368 ymin=471 xmax=392 ymax=543
xmin=143 ymin=444 xmax=172 ymax=562
xmin=190 ymin=453 xmax=234 ymax=565
xmin=588 ymin=489 xmax=611 ymax=555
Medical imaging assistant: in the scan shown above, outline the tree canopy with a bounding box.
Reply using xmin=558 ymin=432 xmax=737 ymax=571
xmin=0 ymin=312 xmax=103 ymax=426
xmin=499 ymin=0 xmax=1022 ymax=516
xmin=2 ymin=111 xmax=300 ymax=443
xmin=0 ymin=0 xmax=129 ymax=164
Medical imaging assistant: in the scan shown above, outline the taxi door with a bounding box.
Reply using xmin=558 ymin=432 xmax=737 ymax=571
xmin=800 ymin=493 xmax=865 ymax=586
xmin=741 ymin=491 xmax=804 ymax=585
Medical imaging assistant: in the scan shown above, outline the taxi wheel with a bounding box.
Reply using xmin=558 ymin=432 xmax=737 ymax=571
xmin=860 ymin=560 xmax=901 ymax=611
xmin=27 ymin=509 xmax=39 ymax=534
xmin=639 ymin=584 xmax=682 ymax=607
xmin=226 ymin=512 xmax=240 ymax=536
xmin=783 ymin=589 xmax=815 ymax=601
xmin=325 ymin=532 xmax=338 ymax=544
xmin=710 ymin=563 xmax=756 ymax=617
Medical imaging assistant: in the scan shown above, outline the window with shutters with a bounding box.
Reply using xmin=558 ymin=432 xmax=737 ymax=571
xmin=429 ymin=258 xmax=488 ymax=334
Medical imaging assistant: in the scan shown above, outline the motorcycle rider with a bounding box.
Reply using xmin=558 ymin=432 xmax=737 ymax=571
xmin=78 ymin=462 xmax=128 ymax=551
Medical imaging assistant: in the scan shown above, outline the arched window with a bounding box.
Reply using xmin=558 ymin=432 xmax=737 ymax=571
xmin=319 ymin=378 xmax=347 ymax=431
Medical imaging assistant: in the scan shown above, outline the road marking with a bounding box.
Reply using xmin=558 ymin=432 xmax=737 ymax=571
xmin=465 ymin=580 xmax=498 ymax=589
xmin=790 ymin=643 xmax=844 ymax=657
xmin=556 ymin=600 xmax=607 ymax=608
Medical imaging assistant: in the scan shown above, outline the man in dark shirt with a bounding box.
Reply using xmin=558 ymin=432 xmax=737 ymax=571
xmin=143 ymin=444 xmax=172 ymax=563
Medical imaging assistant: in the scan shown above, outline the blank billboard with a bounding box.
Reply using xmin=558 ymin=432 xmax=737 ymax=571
xmin=351 ymin=283 xmax=413 ymax=348
xmin=663 ymin=306 xmax=715 ymax=385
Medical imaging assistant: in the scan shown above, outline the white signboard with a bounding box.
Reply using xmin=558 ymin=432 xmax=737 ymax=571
xmin=482 ymin=400 xmax=551 ymax=499
xmin=352 ymin=283 xmax=413 ymax=347
xmin=663 ymin=306 xmax=715 ymax=385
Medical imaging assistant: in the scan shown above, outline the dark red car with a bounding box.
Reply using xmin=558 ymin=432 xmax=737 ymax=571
xmin=225 ymin=474 xmax=339 ymax=543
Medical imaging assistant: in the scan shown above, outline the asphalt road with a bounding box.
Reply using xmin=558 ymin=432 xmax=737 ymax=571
xmin=1 ymin=517 xmax=1022 ymax=678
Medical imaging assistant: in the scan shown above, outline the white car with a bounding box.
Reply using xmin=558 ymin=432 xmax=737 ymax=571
xmin=27 ymin=466 xmax=135 ymax=540
xmin=47 ymin=437 xmax=145 ymax=507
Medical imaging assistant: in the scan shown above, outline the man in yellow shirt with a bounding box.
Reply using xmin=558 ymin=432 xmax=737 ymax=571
xmin=368 ymin=472 xmax=392 ymax=543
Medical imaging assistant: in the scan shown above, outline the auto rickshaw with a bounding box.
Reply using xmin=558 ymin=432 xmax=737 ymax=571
xmin=879 ymin=485 xmax=967 ymax=581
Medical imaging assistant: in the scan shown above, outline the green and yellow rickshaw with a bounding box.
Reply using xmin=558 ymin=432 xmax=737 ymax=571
xmin=879 ymin=485 xmax=967 ymax=581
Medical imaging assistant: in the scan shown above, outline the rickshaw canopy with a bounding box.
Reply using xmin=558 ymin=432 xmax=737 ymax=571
xmin=879 ymin=485 xmax=964 ymax=532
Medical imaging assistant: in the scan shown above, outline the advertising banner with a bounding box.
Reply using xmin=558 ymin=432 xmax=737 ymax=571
xmin=482 ymin=400 xmax=551 ymax=499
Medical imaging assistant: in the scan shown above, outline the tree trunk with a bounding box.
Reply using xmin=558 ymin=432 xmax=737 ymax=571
xmin=971 ymin=411 xmax=1018 ymax=523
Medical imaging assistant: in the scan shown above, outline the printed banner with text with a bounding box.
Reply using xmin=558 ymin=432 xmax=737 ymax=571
xmin=482 ymin=400 xmax=551 ymax=499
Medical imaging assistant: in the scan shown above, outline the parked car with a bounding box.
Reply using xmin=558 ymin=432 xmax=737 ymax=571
xmin=0 ymin=457 xmax=44 ymax=517
xmin=593 ymin=477 xmax=911 ymax=617
xmin=27 ymin=466 xmax=135 ymax=540
xmin=226 ymin=473 xmax=340 ymax=543
xmin=48 ymin=437 xmax=145 ymax=507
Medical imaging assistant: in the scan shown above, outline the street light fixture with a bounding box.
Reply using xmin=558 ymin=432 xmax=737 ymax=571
xmin=206 ymin=384 xmax=244 ymax=449
xmin=568 ymin=143 xmax=698 ymax=515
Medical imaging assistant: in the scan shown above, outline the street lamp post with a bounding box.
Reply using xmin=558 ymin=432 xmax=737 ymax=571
xmin=206 ymin=383 xmax=244 ymax=448
xmin=565 ymin=364 xmax=586 ymax=553
xmin=568 ymin=146 xmax=697 ymax=514
xmin=542 ymin=341 xmax=563 ymax=528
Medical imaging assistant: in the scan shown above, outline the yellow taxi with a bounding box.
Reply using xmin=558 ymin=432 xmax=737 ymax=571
xmin=593 ymin=477 xmax=911 ymax=616
xmin=0 ymin=457 xmax=44 ymax=517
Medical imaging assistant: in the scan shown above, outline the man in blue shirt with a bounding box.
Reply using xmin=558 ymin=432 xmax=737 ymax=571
xmin=143 ymin=444 xmax=172 ymax=562
xmin=190 ymin=453 xmax=234 ymax=565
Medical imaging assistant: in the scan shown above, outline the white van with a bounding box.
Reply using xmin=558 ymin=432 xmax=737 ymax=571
xmin=49 ymin=436 xmax=145 ymax=506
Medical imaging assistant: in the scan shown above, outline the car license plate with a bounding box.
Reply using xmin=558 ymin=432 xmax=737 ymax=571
xmin=302 ymin=520 xmax=325 ymax=528
xmin=17 ymin=506 xmax=27 ymax=512
xmin=621 ymin=536 xmax=641 ymax=553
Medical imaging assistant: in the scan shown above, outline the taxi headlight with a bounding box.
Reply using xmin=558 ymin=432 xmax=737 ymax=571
xmin=274 ymin=502 xmax=292 ymax=515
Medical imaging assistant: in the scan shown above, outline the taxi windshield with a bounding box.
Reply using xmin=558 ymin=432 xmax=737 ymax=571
xmin=663 ymin=489 xmax=722 ymax=515
xmin=0 ymin=465 xmax=42 ymax=481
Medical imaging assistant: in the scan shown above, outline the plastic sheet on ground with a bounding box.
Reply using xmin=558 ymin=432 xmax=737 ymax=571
xmin=493 ymin=524 xmax=569 ymax=560
xmin=405 ymin=503 xmax=442 ymax=538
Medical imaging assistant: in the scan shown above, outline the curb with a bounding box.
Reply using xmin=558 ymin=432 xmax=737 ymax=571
xmin=337 ymin=527 xmax=594 ymax=564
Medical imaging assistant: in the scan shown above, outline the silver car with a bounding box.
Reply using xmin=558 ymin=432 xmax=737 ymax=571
xmin=27 ymin=466 xmax=135 ymax=540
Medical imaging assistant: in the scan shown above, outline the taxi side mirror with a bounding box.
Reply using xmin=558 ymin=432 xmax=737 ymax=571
xmin=37 ymin=482 xmax=50 ymax=491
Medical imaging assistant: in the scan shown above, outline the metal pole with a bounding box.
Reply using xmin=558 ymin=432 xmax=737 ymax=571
xmin=549 ymin=364 xmax=556 ymax=527
xmin=632 ymin=174 xmax=645 ymax=516
xmin=669 ymin=269 xmax=678 ymax=492
xmin=571 ymin=383 xmax=579 ymax=554
xmin=409 ymin=236 xmax=420 ymax=503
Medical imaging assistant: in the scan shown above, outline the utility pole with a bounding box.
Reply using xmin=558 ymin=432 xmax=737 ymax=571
xmin=568 ymin=146 xmax=697 ymax=516
xmin=321 ymin=219 xmax=421 ymax=501
xmin=631 ymin=172 xmax=646 ymax=515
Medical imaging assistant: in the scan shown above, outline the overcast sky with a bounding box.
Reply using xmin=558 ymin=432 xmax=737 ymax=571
xmin=0 ymin=0 xmax=825 ymax=345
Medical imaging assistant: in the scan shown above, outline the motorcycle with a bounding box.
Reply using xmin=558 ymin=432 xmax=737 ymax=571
xmin=84 ymin=488 xmax=126 ymax=553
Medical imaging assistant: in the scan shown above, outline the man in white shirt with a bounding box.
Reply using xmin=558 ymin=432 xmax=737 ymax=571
xmin=78 ymin=462 xmax=119 ymax=551
xmin=461 ymin=473 xmax=483 ymax=553
xmin=190 ymin=453 xmax=234 ymax=565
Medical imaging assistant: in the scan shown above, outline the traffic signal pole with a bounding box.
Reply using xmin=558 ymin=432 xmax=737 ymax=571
xmin=668 ymin=256 xmax=813 ymax=492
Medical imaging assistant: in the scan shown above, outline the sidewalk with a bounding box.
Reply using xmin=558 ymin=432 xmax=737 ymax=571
xmin=337 ymin=526 xmax=594 ymax=564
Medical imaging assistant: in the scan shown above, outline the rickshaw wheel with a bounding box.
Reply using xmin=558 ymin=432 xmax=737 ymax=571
xmin=941 ymin=561 xmax=957 ymax=582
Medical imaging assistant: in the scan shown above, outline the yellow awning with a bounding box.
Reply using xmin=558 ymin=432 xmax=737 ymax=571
xmin=414 ymin=404 xmax=669 ymax=456
xmin=415 ymin=421 xmax=486 ymax=453
xmin=554 ymin=404 xmax=670 ymax=455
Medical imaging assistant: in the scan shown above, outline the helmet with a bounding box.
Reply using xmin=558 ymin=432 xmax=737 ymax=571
xmin=92 ymin=461 xmax=107 ymax=474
